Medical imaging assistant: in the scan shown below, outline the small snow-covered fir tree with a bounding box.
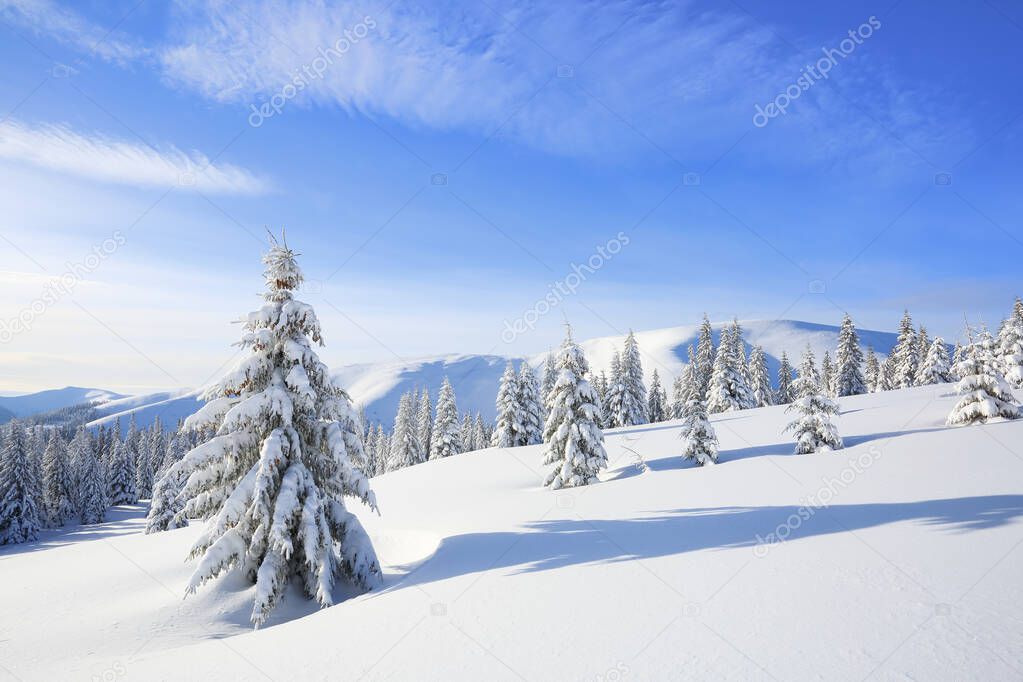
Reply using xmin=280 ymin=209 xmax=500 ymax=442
xmin=679 ymin=399 xmax=718 ymax=466
xmin=415 ymin=388 xmax=432 ymax=460
xmin=748 ymin=345 xmax=773 ymax=407
xmin=784 ymin=347 xmax=842 ymax=454
xmin=864 ymin=348 xmax=881 ymax=393
xmin=604 ymin=351 xmax=626 ymax=427
xmin=0 ymin=422 xmax=41 ymax=545
xmin=879 ymin=354 xmax=896 ymax=391
xmin=947 ymin=329 xmax=1019 ymax=426
xmin=542 ymin=326 xmax=607 ymax=489
xmin=473 ymin=413 xmax=488 ymax=450
xmin=913 ymin=326 xmax=931 ymax=384
xmin=388 ymin=391 xmax=420 ymax=470
xmin=42 ymin=431 xmax=74 ymax=528
xmin=647 ymin=369 xmax=668 ymax=422
xmin=707 ymin=322 xmax=754 ymax=413
xmin=72 ymin=427 xmax=106 ymax=524
xmin=776 ymin=351 xmax=794 ymax=404
xmin=835 ymin=314 xmax=866 ymax=396
xmin=821 ymin=351 xmax=835 ymax=397
xmin=134 ymin=428 xmax=154 ymax=500
xmin=430 ymin=377 xmax=462 ymax=459
xmin=671 ymin=345 xmax=698 ymax=418
xmin=541 ymin=351 xmax=558 ymax=411
xmin=916 ymin=337 xmax=952 ymax=385
xmin=891 ymin=310 xmax=919 ymax=389
xmin=619 ymin=330 xmax=649 ymax=425
xmin=695 ymin=314 xmax=715 ymax=401
xmin=146 ymin=433 xmax=190 ymax=533
xmin=518 ymin=363 xmax=544 ymax=445
xmin=373 ymin=424 xmax=388 ymax=474
xmin=108 ymin=438 xmax=138 ymax=506
xmin=492 ymin=362 xmax=522 ymax=447
xmin=592 ymin=371 xmax=609 ymax=428
xmin=173 ymin=238 xmax=380 ymax=626
xmin=459 ymin=413 xmax=473 ymax=452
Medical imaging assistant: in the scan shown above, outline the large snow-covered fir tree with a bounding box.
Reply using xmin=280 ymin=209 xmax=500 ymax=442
xmin=891 ymin=310 xmax=919 ymax=389
xmin=748 ymin=345 xmax=773 ymax=408
xmin=430 ymin=377 xmax=462 ymax=459
xmin=107 ymin=438 xmax=138 ymax=506
xmin=695 ymin=314 xmax=715 ymax=401
xmin=776 ymin=351 xmax=794 ymax=404
xmin=707 ymin=322 xmax=754 ymax=413
xmin=916 ymin=337 xmax=953 ymax=385
xmin=0 ymin=423 xmax=41 ymax=545
xmin=647 ymin=369 xmax=668 ymax=422
xmin=388 ymin=391 xmax=421 ymax=470
xmin=542 ymin=326 xmax=607 ymax=489
xmin=518 ymin=363 xmax=544 ymax=445
xmin=619 ymin=331 xmax=649 ymax=425
xmin=997 ymin=300 xmax=1023 ymax=388
xmin=41 ymin=431 xmax=74 ymax=528
xmin=679 ymin=399 xmax=718 ymax=466
xmin=170 ymin=238 xmax=380 ymax=626
xmin=835 ymin=314 xmax=866 ymax=396
xmin=492 ymin=362 xmax=523 ymax=447
xmin=784 ymin=347 xmax=842 ymax=454
xmin=947 ymin=329 xmax=1020 ymax=426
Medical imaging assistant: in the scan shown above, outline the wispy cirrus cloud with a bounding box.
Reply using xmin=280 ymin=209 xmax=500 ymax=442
xmin=0 ymin=119 xmax=270 ymax=194
xmin=0 ymin=0 xmax=147 ymax=63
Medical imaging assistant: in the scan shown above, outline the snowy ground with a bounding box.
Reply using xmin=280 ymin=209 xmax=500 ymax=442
xmin=3 ymin=384 xmax=1023 ymax=681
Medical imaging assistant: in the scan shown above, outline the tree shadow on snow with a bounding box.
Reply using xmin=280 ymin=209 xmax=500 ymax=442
xmin=0 ymin=503 xmax=149 ymax=557
xmin=383 ymin=495 xmax=1023 ymax=594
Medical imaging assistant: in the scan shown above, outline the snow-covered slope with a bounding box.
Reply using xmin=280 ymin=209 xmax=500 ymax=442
xmin=62 ymin=319 xmax=900 ymax=431
xmin=0 ymin=385 xmax=126 ymax=420
xmin=4 ymin=384 xmax=1022 ymax=681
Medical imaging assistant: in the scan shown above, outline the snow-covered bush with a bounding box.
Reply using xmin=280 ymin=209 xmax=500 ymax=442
xmin=679 ymin=400 xmax=718 ymax=465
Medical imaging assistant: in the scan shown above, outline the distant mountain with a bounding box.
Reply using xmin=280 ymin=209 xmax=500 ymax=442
xmin=0 ymin=386 xmax=126 ymax=423
xmin=64 ymin=319 xmax=901 ymax=431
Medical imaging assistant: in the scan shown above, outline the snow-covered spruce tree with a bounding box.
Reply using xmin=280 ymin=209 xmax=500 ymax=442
xmin=707 ymin=323 xmax=754 ymax=413
xmin=42 ymin=431 xmax=74 ymax=528
xmin=821 ymin=351 xmax=835 ymax=397
xmin=173 ymin=239 xmax=380 ymax=626
xmin=916 ymin=337 xmax=953 ymax=386
xmin=492 ymin=362 xmax=522 ymax=447
xmin=748 ymin=345 xmax=773 ymax=407
xmin=835 ymin=314 xmax=866 ymax=397
xmin=146 ymin=433 xmax=190 ymax=533
xmin=415 ymin=388 xmax=432 ymax=461
xmin=430 ymin=377 xmax=462 ymax=459
xmin=784 ymin=347 xmax=842 ymax=454
xmin=108 ymin=432 xmax=138 ymax=506
xmin=593 ymin=371 xmax=609 ymax=428
xmin=542 ymin=327 xmax=607 ymax=489
xmin=364 ymin=426 xmax=379 ymax=475
xmin=879 ymin=354 xmax=896 ymax=391
xmin=647 ymin=369 xmax=667 ymax=422
xmin=695 ymin=314 xmax=715 ymax=401
xmin=891 ymin=310 xmax=919 ymax=389
xmin=679 ymin=399 xmax=718 ymax=466
xmin=997 ymin=303 xmax=1023 ymax=388
xmin=472 ymin=414 xmax=488 ymax=450
xmin=914 ymin=326 xmax=930 ymax=384
xmin=864 ymin=348 xmax=881 ymax=393
xmin=373 ymin=425 xmax=388 ymax=474
xmin=134 ymin=428 xmax=154 ymax=500
xmin=518 ymin=363 xmax=544 ymax=445
xmin=947 ymin=329 xmax=1020 ymax=426
xmin=670 ymin=373 xmax=686 ymax=420
xmin=387 ymin=391 xmax=420 ymax=471
xmin=604 ymin=352 xmax=626 ymax=427
xmin=620 ymin=330 xmax=649 ymax=425
xmin=541 ymin=351 xmax=558 ymax=411
xmin=0 ymin=422 xmax=41 ymax=545
xmin=459 ymin=414 xmax=473 ymax=452
xmin=776 ymin=351 xmax=794 ymax=404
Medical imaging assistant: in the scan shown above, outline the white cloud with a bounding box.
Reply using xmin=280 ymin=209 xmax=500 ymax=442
xmin=0 ymin=119 xmax=270 ymax=194
xmin=0 ymin=0 xmax=146 ymax=63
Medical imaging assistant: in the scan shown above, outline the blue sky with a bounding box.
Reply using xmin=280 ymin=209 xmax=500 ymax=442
xmin=1 ymin=0 xmax=1022 ymax=394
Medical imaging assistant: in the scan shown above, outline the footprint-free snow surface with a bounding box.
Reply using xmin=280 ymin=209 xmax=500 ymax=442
xmin=2 ymin=384 xmax=1022 ymax=681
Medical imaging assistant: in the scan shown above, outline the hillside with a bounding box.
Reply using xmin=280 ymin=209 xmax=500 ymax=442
xmin=67 ymin=319 xmax=903 ymax=431
xmin=0 ymin=386 xmax=126 ymax=421
xmin=2 ymin=384 xmax=1020 ymax=680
